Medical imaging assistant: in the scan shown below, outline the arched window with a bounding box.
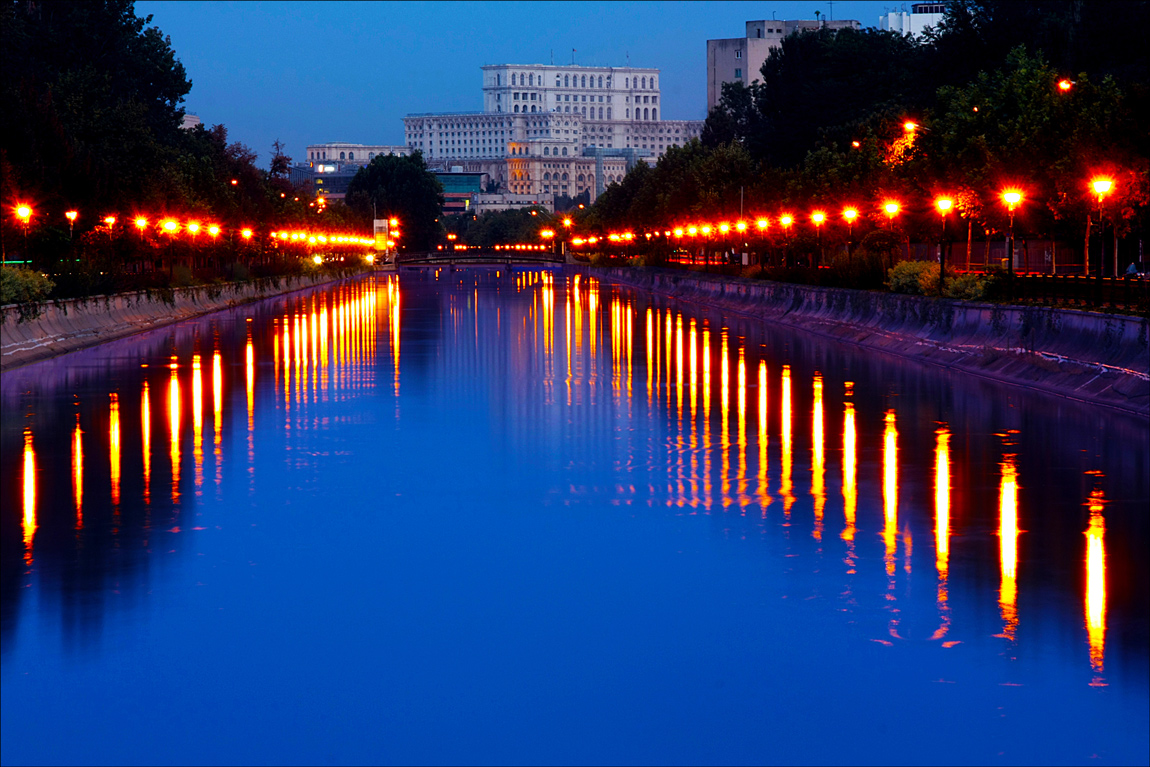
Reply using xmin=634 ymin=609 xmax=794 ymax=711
xmin=577 ymin=174 xmax=584 ymax=182
xmin=607 ymin=107 xmax=612 ymax=119
xmin=581 ymin=106 xmax=587 ymax=116
xmin=564 ymin=74 xmax=570 ymax=87
xmin=544 ymin=172 xmax=550 ymax=180
xmin=555 ymin=76 xmax=561 ymax=86
xmin=581 ymin=75 xmax=587 ymax=87
xmin=561 ymin=173 xmax=568 ymax=180
xmin=565 ymin=106 xmax=570 ymax=113
xmin=626 ymin=109 xmax=630 ymax=118
xmin=543 ymin=147 xmax=550 ymax=156
xmin=530 ymin=105 xmax=536 ymax=112
xmin=349 ymin=152 xmax=355 ymax=160
xmin=643 ymin=108 xmax=649 ymax=120
xmin=529 ymin=73 xmax=534 ymax=85
xmin=625 ymin=77 xmax=629 ymax=88
xmin=598 ymin=76 xmax=603 ymax=88
xmin=512 ymin=74 xmax=517 ymax=85
xmin=652 ymin=108 xmax=657 ymax=121
xmin=514 ymin=105 xmax=519 ymax=113
xmin=598 ymin=107 xmax=603 ymax=119
xmin=369 ymin=152 xmax=375 ymax=159
xmin=641 ymin=77 xmax=646 ymax=88
xmin=340 ymin=152 xmax=346 ymax=159
xmin=561 ymin=147 xmax=568 ymax=156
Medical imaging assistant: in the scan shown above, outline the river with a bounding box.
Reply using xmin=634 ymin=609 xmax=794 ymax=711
xmin=2 ymin=268 xmax=1147 ymax=765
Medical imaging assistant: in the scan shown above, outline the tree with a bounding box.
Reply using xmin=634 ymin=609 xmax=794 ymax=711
xmin=345 ymin=152 xmax=444 ymax=250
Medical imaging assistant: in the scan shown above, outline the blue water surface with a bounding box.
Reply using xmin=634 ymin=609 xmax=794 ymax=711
xmin=2 ymin=269 xmax=1147 ymax=765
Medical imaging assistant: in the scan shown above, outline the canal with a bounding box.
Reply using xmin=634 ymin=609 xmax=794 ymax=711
xmin=2 ymin=268 xmax=1147 ymax=765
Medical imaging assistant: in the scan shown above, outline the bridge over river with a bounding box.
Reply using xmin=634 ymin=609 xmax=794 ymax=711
xmin=395 ymin=249 xmax=565 ymax=267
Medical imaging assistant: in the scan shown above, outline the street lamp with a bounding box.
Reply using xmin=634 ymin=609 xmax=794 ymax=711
xmin=780 ymin=215 xmax=793 ymax=268
xmin=843 ymin=208 xmax=858 ymax=260
xmin=883 ymin=201 xmax=900 ymax=230
xmin=15 ymin=205 xmax=33 ymax=262
xmin=935 ymin=197 xmax=953 ymax=296
xmin=1091 ymin=177 xmax=1113 ymax=278
xmin=811 ymin=211 xmax=826 ymax=267
xmin=1001 ymin=190 xmax=1022 ymax=285
xmin=65 ymin=210 xmax=78 ymax=239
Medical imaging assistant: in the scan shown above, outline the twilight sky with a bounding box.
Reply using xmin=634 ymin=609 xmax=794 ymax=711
xmin=136 ymin=1 xmax=895 ymax=167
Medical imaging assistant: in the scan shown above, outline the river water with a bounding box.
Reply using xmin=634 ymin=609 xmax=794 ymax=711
xmin=2 ymin=268 xmax=1147 ymax=765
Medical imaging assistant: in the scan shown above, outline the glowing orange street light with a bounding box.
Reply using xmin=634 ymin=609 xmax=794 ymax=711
xmin=540 ymin=229 xmax=555 ymax=238
xmin=64 ymin=210 xmax=78 ymax=239
xmin=811 ymin=211 xmax=827 ymax=266
xmin=187 ymin=222 xmax=201 ymax=236
xmin=719 ymin=222 xmax=731 ymax=235
xmin=736 ymin=220 xmax=747 ymax=233
xmin=208 ymin=224 xmax=220 ymax=237
xmin=312 ymin=254 xmax=322 ymax=265
xmin=935 ymin=198 xmax=954 ymax=295
xmin=673 ymin=227 xmax=684 ymax=237
xmin=389 ymin=218 xmax=398 ymax=227
xmin=135 ymin=217 xmax=148 ymax=231
xmin=1001 ymin=190 xmax=1023 ymax=282
xmin=779 ymin=214 xmax=793 ymax=229
xmin=1090 ymin=178 xmax=1114 ymax=277
xmin=562 ymin=217 xmax=572 ymax=227
xmin=231 ymin=179 xmax=238 ymax=186
xmin=883 ymin=201 xmax=900 ymax=230
xmin=16 ymin=205 xmax=32 ymax=224
xmin=162 ymin=220 xmax=179 ymax=234
xmin=241 ymin=228 xmax=253 ymax=239
xmin=811 ymin=211 xmax=826 ymax=226
xmin=904 ymin=121 xmax=917 ymax=132
xmin=842 ymin=208 xmax=859 ymax=257
xmin=104 ymin=216 xmax=117 ymax=227
xmin=1058 ymin=79 xmax=1074 ymax=92
xmin=687 ymin=226 xmax=698 ymax=237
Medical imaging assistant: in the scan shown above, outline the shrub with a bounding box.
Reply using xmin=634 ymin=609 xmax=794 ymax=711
xmin=740 ymin=264 xmax=767 ymax=280
xmin=171 ymin=264 xmax=196 ymax=287
xmin=0 ymin=266 xmax=55 ymax=305
xmin=944 ymin=273 xmax=985 ymax=300
xmin=830 ymin=249 xmax=887 ymax=290
xmin=888 ymin=260 xmax=937 ymax=294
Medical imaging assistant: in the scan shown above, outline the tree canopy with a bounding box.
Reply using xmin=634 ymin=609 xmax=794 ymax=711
xmin=346 ymin=152 xmax=444 ymax=251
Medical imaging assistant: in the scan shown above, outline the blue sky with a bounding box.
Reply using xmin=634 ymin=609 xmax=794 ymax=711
xmin=136 ymin=1 xmax=895 ymax=167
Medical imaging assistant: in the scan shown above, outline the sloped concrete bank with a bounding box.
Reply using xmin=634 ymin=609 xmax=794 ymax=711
xmin=596 ymin=267 xmax=1150 ymax=417
xmin=1 ymin=272 xmax=361 ymax=372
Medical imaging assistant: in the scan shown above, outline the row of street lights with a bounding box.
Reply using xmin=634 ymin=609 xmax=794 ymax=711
xmin=546 ymin=177 xmax=1119 ymax=280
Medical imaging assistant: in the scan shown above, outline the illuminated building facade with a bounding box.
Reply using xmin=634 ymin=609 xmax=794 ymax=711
xmin=401 ymin=63 xmax=704 ymax=208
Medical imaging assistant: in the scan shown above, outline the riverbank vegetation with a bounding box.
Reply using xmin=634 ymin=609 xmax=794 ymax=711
xmin=1 ymin=1 xmax=408 ymax=302
xmin=565 ymin=1 xmax=1148 ymax=288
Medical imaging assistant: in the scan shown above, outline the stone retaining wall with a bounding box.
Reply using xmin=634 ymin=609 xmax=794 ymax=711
xmin=1 ymin=273 xmax=359 ymax=371
xmin=595 ymin=267 xmax=1150 ymax=416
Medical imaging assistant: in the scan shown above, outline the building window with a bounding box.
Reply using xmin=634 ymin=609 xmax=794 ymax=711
xmin=641 ymin=77 xmax=646 ymax=88
xmin=581 ymin=75 xmax=587 ymax=87
xmin=340 ymin=152 xmax=346 ymax=159
xmin=562 ymin=173 xmax=568 ymax=180
xmin=625 ymin=77 xmax=629 ymax=88
xmin=529 ymin=73 xmax=534 ymax=86
xmin=514 ymin=105 xmax=519 ymax=113
xmin=607 ymin=107 xmax=612 ymax=119
xmin=652 ymin=108 xmax=657 ymax=120
xmin=512 ymin=74 xmax=517 ymax=85
xmin=531 ymin=105 xmax=536 ymax=112
xmin=544 ymin=147 xmax=550 ymax=156
xmin=735 ymin=50 xmax=742 ymax=59
xmin=561 ymin=147 xmax=568 ymax=156
xmin=565 ymin=74 xmax=570 ymax=87
xmin=735 ymin=68 xmax=742 ymax=79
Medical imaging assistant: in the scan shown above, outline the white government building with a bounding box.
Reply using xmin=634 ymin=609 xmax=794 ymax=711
xmin=401 ymin=63 xmax=705 ymax=204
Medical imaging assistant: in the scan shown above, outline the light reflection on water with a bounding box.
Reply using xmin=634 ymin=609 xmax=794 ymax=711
xmin=1 ymin=268 xmax=1147 ymax=764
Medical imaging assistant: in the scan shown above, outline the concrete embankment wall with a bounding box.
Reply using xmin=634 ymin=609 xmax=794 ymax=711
xmin=596 ymin=267 xmax=1150 ymax=416
xmin=1 ymin=273 xmax=359 ymax=372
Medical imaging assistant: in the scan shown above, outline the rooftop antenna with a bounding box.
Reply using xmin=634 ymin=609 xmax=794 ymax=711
xmin=572 ymin=48 xmax=576 ymax=65
xmin=551 ymin=49 xmax=554 ymax=65
xmin=827 ymin=0 xmax=834 ymax=20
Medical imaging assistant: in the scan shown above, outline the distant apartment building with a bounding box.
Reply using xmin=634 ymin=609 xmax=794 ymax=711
xmin=706 ymin=18 xmax=861 ymax=111
xmin=302 ymin=143 xmax=412 ymax=200
xmin=180 ymin=114 xmax=202 ymax=130
xmin=879 ymin=3 xmax=949 ymax=37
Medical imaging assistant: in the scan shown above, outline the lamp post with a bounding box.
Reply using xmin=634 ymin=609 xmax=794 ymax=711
xmin=1091 ymin=178 xmax=1113 ymax=278
xmin=65 ymin=210 xmax=78 ymax=240
xmin=1001 ymin=190 xmax=1022 ymax=297
xmin=843 ymin=208 xmax=858 ymax=261
xmin=935 ymin=197 xmax=953 ymax=296
xmin=755 ymin=218 xmax=768 ymax=265
xmin=883 ymin=201 xmax=900 ymax=231
xmin=780 ymin=215 xmax=793 ymax=268
xmin=811 ymin=211 xmax=826 ymax=268
xmin=15 ymin=205 xmax=32 ymax=265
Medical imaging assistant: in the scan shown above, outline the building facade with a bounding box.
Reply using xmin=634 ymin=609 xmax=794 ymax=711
xmin=879 ymin=3 xmax=948 ymax=37
xmin=706 ymin=18 xmax=861 ymax=111
xmin=401 ymin=63 xmax=704 ymax=209
xmin=304 ymin=142 xmax=411 ymax=170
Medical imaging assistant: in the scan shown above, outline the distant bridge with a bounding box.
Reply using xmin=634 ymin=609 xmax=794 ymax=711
xmin=395 ymin=250 xmax=566 ymax=267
